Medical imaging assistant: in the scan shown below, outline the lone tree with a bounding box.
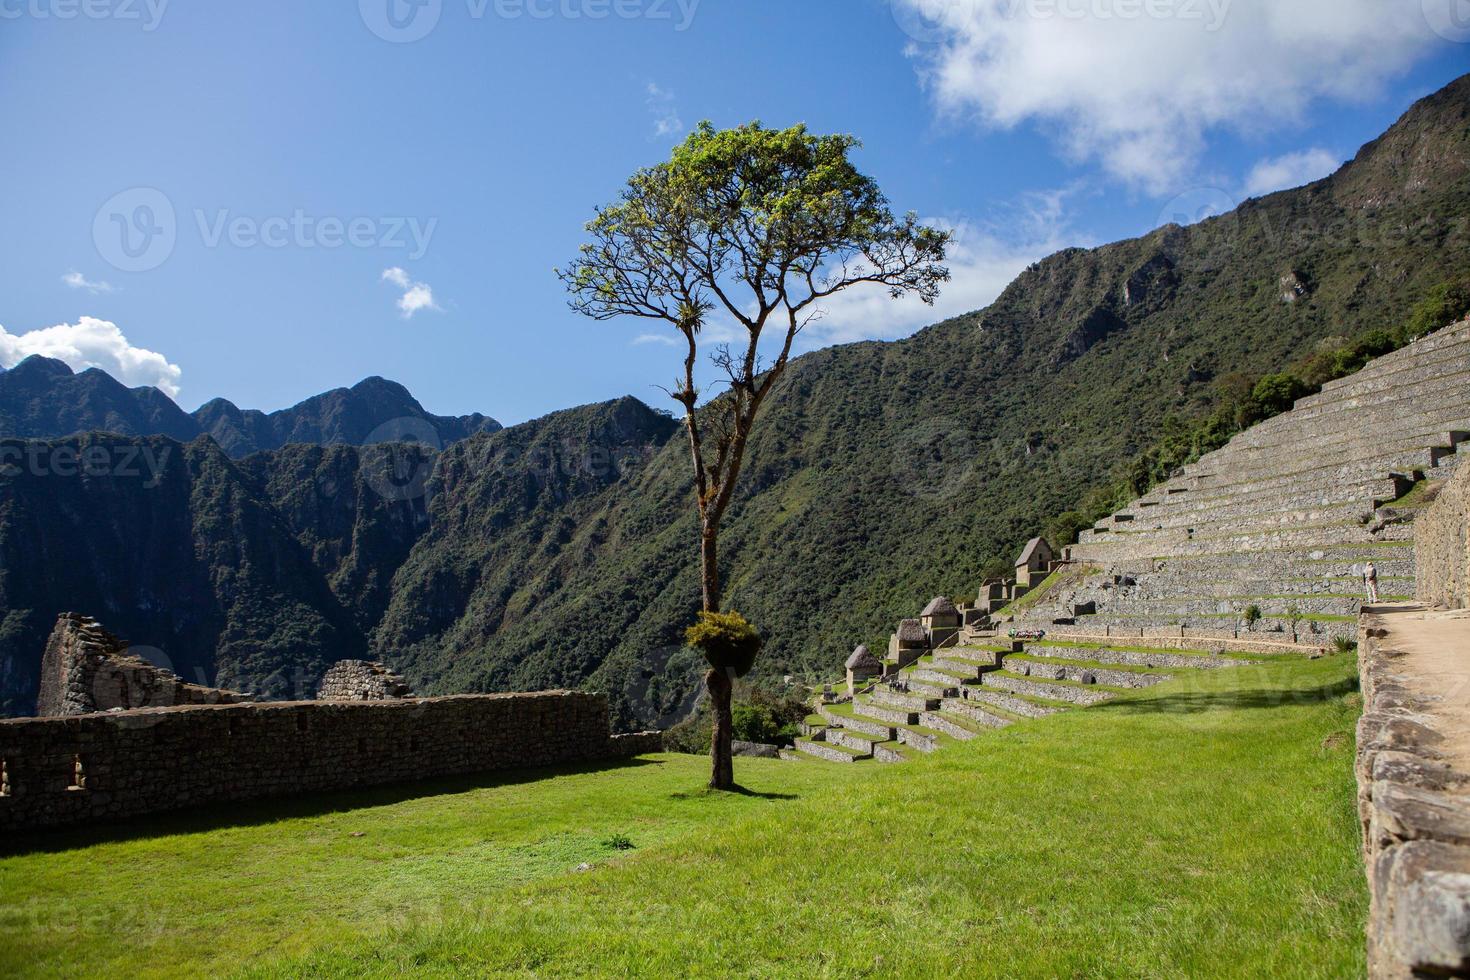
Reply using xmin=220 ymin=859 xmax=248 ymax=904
xmin=560 ymin=121 xmax=949 ymax=789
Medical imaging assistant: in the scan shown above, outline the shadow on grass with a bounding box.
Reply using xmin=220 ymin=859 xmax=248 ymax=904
xmin=0 ymin=756 xmax=664 ymax=859
xmin=668 ymin=784 xmax=800 ymax=801
xmin=1091 ymin=676 xmax=1359 ymax=716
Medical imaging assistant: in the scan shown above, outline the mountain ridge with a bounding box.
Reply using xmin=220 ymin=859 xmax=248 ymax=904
xmin=0 ymin=355 xmax=502 ymax=457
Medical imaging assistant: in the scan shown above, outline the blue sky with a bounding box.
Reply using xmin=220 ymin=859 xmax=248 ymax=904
xmin=0 ymin=0 xmax=1466 ymax=423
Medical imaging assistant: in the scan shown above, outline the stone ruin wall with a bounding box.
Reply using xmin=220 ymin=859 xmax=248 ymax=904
xmin=0 ymin=690 xmax=663 ymax=833
xmin=317 ymin=660 xmax=414 ymax=700
xmin=1415 ymin=463 xmax=1469 ymax=610
xmin=36 ymin=613 xmax=251 ymax=717
xmin=1355 ymin=614 xmax=1470 ymax=978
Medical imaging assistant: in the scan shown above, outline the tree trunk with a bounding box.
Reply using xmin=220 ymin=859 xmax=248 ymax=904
xmin=706 ymin=666 xmax=734 ymax=790
xmin=700 ymin=524 xmax=721 ymax=613
xmin=699 ymin=521 xmax=735 ymax=789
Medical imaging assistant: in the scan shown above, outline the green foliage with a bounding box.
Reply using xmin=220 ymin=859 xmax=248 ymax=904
xmin=1244 ymin=605 xmax=1263 ymax=628
xmin=561 ymin=121 xmax=950 ymax=324
xmin=1405 ymin=279 xmax=1470 ymax=340
xmin=662 ymin=683 xmax=809 ymax=754
xmin=685 ymin=610 xmax=763 ymax=678
xmin=602 ymin=833 xmax=636 ymax=851
xmin=1040 ymin=511 xmax=1089 ymax=549
xmin=1251 ymin=373 xmax=1310 ymax=416
xmin=1332 ymin=636 xmax=1358 ymax=655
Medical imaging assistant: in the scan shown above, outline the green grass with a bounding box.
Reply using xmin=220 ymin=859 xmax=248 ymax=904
xmin=1384 ymin=475 xmax=1443 ymax=510
xmin=0 ymin=655 xmax=1367 ymax=978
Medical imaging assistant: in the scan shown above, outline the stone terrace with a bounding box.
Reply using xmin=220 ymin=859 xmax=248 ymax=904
xmin=784 ymin=636 xmax=1268 ymax=765
xmin=1035 ymin=320 xmax=1470 ymax=644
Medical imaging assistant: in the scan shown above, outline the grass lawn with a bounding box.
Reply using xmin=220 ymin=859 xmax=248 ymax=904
xmin=0 ymin=654 xmax=1367 ymax=978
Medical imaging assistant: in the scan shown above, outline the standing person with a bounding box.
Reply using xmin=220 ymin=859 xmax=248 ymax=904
xmin=1364 ymin=561 xmax=1380 ymax=603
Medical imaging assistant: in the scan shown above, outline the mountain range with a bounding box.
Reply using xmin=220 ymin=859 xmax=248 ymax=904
xmin=0 ymin=356 xmax=501 ymax=457
xmin=1 ymin=73 xmax=1467 ymax=722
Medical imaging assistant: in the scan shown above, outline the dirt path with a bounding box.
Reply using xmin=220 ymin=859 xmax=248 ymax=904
xmin=1372 ymin=604 xmax=1470 ymax=773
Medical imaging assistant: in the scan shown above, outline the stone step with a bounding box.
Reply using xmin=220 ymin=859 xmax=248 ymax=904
xmin=1022 ymin=643 xmax=1249 ymax=670
xmin=820 ymin=704 xmax=895 ymax=740
xmin=896 ymin=726 xmax=942 ymax=754
xmin=940 ymin=697 xmax=1016 ymax=729
xmin=961 ymin=686 xmax=1068 ymax=719
xmin=866 ymin=689 xmax=940 ymax=713
xmin=919 ymin=711 xmax=984 ymax=741
xmin=929 ymin=654 xmax=1002 ymax=676
xmin=1063 ymin=612 xmax=1356 ymax=644
xmin=1002 ymin=655 xmax=1170 ymax=689
xmin=1236 ymin=406 xmax=1470 ymax=454
xmin=982 ymin=671 xmax=1117 ymax=706
xmin=852 ymin=700 xmax=920 ymax=727
xmin=873 ymin=742 xmax=914 ymax=763
xmin=1057 ymin=594 xmax=1369 ymax=619
xmin=910 ymin=666 xmax=981 ymax=686
xmin=1074 ymin=521 xmax=1411 ymax=563
xmin=825 ymin=727 xmax=887 ymax=754
xmin=902 ymin=677 xmax=960 ymax=699
xmin=1097 ymin=544 xmax=1415 ymax=579
xmin=793 ymin=738 xmax=868 ymax=763
xmin=1175 ymin=446 xmax=1449 ymax=499
xmin=778 ymin=748 xmax=805 ymax=762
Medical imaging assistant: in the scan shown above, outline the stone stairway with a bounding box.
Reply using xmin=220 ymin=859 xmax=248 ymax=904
xmin=780 ymin=638 xmax=1261 ymax=764
xmin=1021 ymin=320 xmax=1470 ymax=644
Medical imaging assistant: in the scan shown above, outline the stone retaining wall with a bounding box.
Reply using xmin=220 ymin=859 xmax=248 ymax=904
xmin=1355 ymin=612 xmax=1470 ymax=978
xmin=1416 ymin=464 xmax=1469 ymax=609
xmin=0 ymin=691 xmax=660 ymax=833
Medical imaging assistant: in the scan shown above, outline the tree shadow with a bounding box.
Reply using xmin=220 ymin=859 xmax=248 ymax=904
xmin=1090 ymin=676 xmax=1360 ymax=716
xmin=667 ymin=783 xmax=800 ymax=801
xmin=0 ymin=756 xmax=664 ymax=858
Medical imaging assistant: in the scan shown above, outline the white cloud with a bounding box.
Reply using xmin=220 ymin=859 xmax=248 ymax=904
xmin=898 ymin=0 xmax=1440 ymax=191
xmin=1242 ymin=147 xmax=1343 ymax=197
xmin=794 ymin=189 xmax=1085 ymax=346
xmin=381 ymin=267 xmax=442 ymax=318
xmin=0 ymin=316 xmax=182 ymax=397
xmin=61 ymin=270 xmax=114 ymax=294
xmin=645 ymin=82 xmax=683 ymax=140
xmin=632 ymin=332 xmax=679 ymax=346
